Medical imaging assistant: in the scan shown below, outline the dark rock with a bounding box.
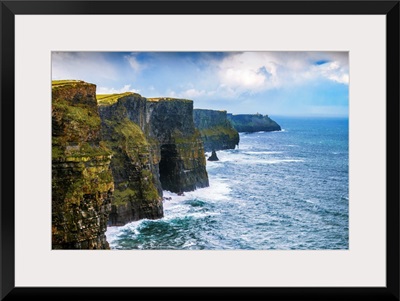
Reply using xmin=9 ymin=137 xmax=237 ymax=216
xmin=99 ymin=95 xmax=209 ymax=225
xmin=147 ymin=98 xmax=209 ymax=193
xmin=52 ymin=80 xmax=114 ymax=249
xmin=193 ymin=109 xmax=239 ymax=151
xmin=99 ymin=94 xmax=163 ymax=226
xmin=53 ymin=81 xmax=210 ymax=240
xmin=208 ymin=150 xmax=219 ymax=161
xmin=227 ymin=113 xmax=281 ymax=132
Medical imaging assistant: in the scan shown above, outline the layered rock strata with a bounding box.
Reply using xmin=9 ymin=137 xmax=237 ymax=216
xmin=99 ymin=95 xmax=209 ymax=226
xmin=227 ymin=113 xmax=281 ymax=132
xmin=99 ymin=97 xmax=163 ymax=226
xmin=52 ymin=80 xmax=114 ymax=249
xmin=193 ymin=109 xmax=239 ymax=151
xmin=52 ymin=81 xmax=210 ymax=241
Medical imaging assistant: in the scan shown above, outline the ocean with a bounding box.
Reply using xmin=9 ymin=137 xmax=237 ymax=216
xmin=106 ymin=117 xmax=349 ymax=250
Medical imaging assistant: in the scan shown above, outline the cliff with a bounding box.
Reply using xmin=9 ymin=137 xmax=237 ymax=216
xmin=227 ymin=113 xmax=281 ymax=132
xmin=99 ymin=94 xmax=163 ymax=226
xmin=147 ymin=98 xmax=209 ymax=193
xmin=52 ymin=80 xmax=114 ymax=249
xmin=99 ymin=95 xmax=209 ymax=225
xmin=52 ymin=81 xmax=209 ymax=239
xmin=193 ymin=109 xmax=239 ymax=152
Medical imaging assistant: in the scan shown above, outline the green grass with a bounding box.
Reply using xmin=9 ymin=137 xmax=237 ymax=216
xmin=52 ymin=143 xmax=112 ymax=160
xmin=97 ymin=92 xmax=138 ymax=106
xmin=147 ymin=97 xmax=192 ymax=103
xmin=52 ymin=80 xmax=86 ymax=87
xmin=105 ymin=117 xmax=148 ymax=147
xmin=200 ymin=125 xmax=239 ymax=139
xmin=52 ymin=145 xmax=65 ymax=159
xmin=53 ymin=99 xmax=101 ymax=129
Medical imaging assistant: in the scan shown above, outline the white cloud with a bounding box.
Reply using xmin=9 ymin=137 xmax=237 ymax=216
xmin=180 ymin=88 xmax=206 ymax=98
xmin=159 ymin=87 xmax=215 ymax=100
xmin=124 ymin=53 xmax=145 ymax=73
xmin=51 ymin=52 xmax=118 ymax=81
xmin=221 ymin=68 xmax=266 ymax=89
xmin=313 ymin=61 xmax=349 ymax=84
xmin=217 ymin=52 xmax=273 ymax=92
xmin=97 ymin=84 xmax=139 ymax=94
xmin=213 ymin=52 xmax=349 ymax=98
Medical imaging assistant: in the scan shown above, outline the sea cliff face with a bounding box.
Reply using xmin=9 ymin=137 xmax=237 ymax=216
xmin=99 ymin=94 xmax=163 ymax=226
xmin=227 ymin=113 xmax=281 ymax=132
xmin=52 ymin=80 xmax=114 ymax=249
xmin=193 ymin=109 xmax=239 ymax=151
xmin=147 ymin=98 xmax=209 ymax=193
xmin=99 ymin=95 xmax=209 ymax=225
xmin=52 ymin=81 xmax=211 ymax=245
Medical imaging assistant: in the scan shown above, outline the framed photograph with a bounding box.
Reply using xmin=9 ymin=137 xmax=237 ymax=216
xmin=2 ymin=0 xmax=399 ymax=300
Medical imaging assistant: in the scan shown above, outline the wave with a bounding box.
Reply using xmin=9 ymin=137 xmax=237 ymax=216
xmin=106 ymin=220 xmax=145 ymax=248
xmin=208 ymin=154 xmax=304 ymax=165
xmin=236 ymin=158 xmax=304 ymax=165
xmin=207 ymin=150 xmax=303 ymax=165
xmin=164 ymin=177 xmax=232 ymax=203
xmin=243 ymin=151 xmax=283 ymax=155
xmin=107 ymin=118 xmax=348 ymax=250
xmin=303 ymin=198 xmax=319 ymax=205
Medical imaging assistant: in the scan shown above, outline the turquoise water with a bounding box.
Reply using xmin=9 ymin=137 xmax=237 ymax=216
xmin=106 ymin=117 xmax=349 ymax=250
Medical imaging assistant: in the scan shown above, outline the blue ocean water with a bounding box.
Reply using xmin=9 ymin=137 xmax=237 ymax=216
xmin=106 ymin=117 xmax=349 ymax=250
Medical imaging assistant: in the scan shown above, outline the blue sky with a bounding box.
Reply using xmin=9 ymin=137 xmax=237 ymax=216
xmin=52 ymin=51 xmax=349 ymax=117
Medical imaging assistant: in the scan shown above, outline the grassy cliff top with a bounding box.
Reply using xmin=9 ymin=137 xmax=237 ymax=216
xmin=194 ymin=108 xmax=227 ymax=113
xmin=147 ymin=97 xmax=192 ymax=104
xmin=52 ymin=80 xmax=90 ymax=87
xmin=97 ymin=92 xmax=140 ymax=106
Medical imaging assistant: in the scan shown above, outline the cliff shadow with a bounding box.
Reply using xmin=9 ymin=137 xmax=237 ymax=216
xmin=159 ymin=143 xmax=183 ymax=193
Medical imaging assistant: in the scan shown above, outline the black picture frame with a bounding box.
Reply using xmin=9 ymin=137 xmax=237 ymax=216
xmin=1 ymin=1 xmax=399 ymax=300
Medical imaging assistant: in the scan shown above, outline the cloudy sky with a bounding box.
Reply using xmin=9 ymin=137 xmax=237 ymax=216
xmin=52 ymin=51 xmax=349 ymax=117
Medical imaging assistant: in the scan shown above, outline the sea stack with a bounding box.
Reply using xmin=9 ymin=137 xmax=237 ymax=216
xmin=208 ymin=150 xmax=219 ymax=161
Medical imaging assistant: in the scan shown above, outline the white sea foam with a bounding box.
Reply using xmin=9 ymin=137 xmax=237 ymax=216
xmin=164 ymin=177 xmax=232 ymax=204
xmin=244 ymin=151 xmax=283 ymax=155
xmin=106 ymin=219 xmax=143 ymax=238
xmin=268 ymin=159 xmax=304 ymax=163
xmin=213 ymin=152 xmax=247 ymax=163
xmin=304 ymin=199 xmax=318 ymax=204
xmin=208 ymin=150 xmax=303 ymax=165
xmin=182 ymin=241 xmax=197 ymax=248
xmin=107 ymin=148 xmax=302 ymax=247
xmin=106 ymin=117 xmax=349 ymax=250
xmin=105 ymin=226 xmax=120 ymax=246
